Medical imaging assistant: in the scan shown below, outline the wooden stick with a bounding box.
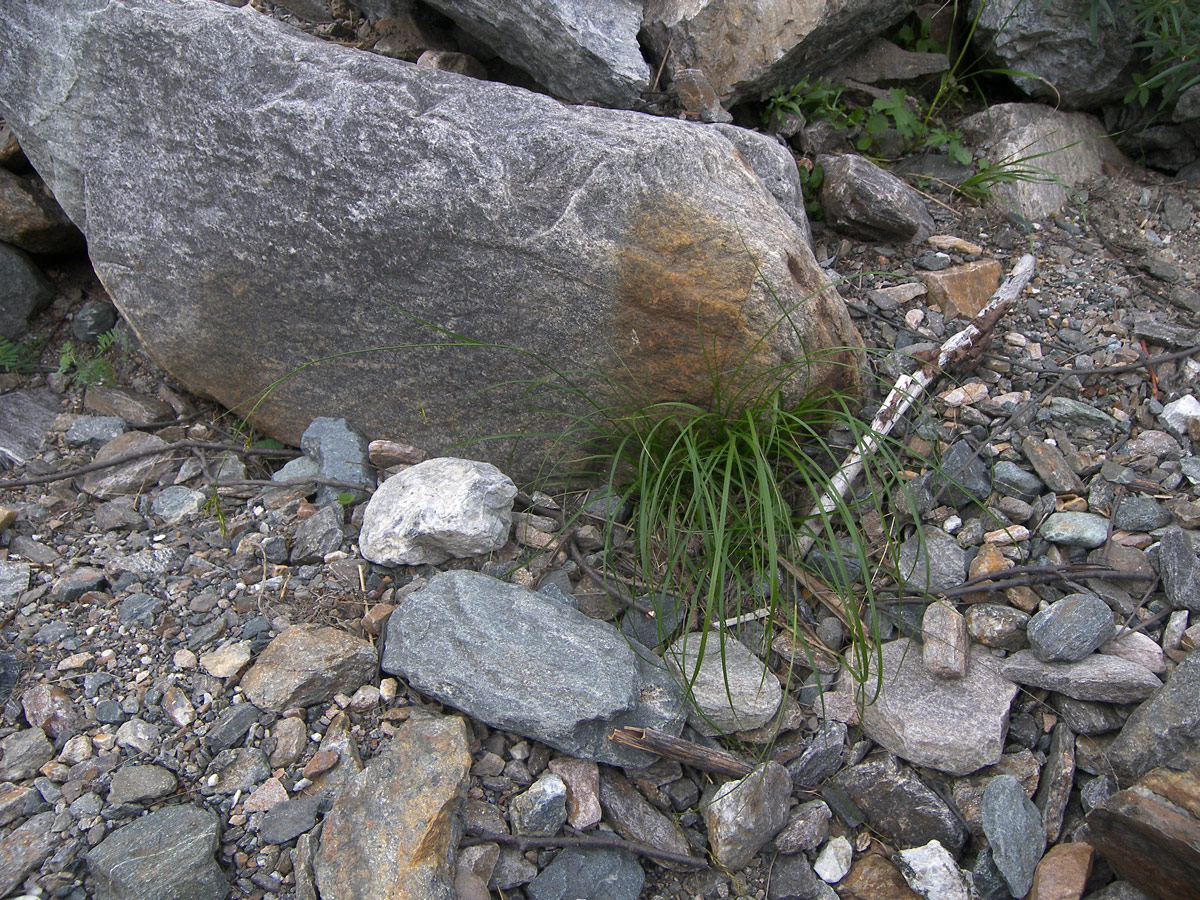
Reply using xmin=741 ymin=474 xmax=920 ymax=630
xmin=724 ymin=253 xmax=1036 ymax=627
xmin=608 ymin=726 xmax=755 ymax=779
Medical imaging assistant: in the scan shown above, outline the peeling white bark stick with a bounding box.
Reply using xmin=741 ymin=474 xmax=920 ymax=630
xmin=724 ymin=253 xmax=1035 ymax=628
xmin=794 ymin=252 xmax=1036 ymax=559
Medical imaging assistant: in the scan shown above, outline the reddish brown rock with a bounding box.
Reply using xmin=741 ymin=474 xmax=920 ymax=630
xmin=21 ymin=684 xmax=83 ymax=741
xmin=840 ymin=851 xmax=923 ymax=900
xmin=1080 ymin=751 xmax=1200 ymax=900
xmin=1027 ymin=842 xmax=1093 ymax=900
xmin=240 ymin=624 xmax=377 ymax=712
xmin=315 ymin=713 xmax=471 ymax=900
xmin=924 ymin=259 xmax=1002 ymax=319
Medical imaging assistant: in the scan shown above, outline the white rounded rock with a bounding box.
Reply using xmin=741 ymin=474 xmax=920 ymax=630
xmin=358 ymin=457 xmax=517 ymax=566
xmin=813 ymin=835 xmax=853 ymax=883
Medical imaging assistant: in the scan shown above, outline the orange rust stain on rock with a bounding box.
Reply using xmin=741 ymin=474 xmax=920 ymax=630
xmin=612 ymin=200 xmax=772 ymax=402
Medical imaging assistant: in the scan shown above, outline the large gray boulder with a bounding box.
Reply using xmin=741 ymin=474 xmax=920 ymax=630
xmin=642 ymin=0 xmax=920 ymax=107
xmin=961 ymin=103 xmax=1124 ymax=221
xmin=381 ymin=570 xmax=685 ymax=766
xmin=422 ymin=0 xmax=649 ymax=107
xmin=969 ymin=0 xmax=1137 ymax=108
xmin=0 ymin=0 xmax=862 ymax=481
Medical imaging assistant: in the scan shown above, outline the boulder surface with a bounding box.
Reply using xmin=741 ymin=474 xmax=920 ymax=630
xmin=0 ymin=0 xmax=861 ymax=479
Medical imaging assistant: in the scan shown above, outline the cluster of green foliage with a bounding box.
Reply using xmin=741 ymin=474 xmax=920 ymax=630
xmin=0 ymin=335 xmax=45 ymax=374
xmin=56 ymin=329 xmax=132 ymax=387
xmin=1091 ymin=0 xmax=1200 ymax=108
xmin=764 ymin=76 xmax=973 ymax=167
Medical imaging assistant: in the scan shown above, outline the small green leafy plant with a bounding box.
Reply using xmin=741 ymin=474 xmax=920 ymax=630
xmin=55 ymin=329 xmax=132 ymax=387
xmin=1090 ymin=0 xmax=1200 ymax=108
xmin=0 ymin=335 xmax=45 ymax=374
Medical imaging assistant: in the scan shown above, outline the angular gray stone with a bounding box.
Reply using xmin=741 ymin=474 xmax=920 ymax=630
xmin=510 ymin=773 xmax=568 ymax=837
xmin=241 ymin=624 xmax=377 ymax=712
xmin=703 ymin=762 xmax=792 ymax=871
xmin=768 ymin=847 xmax=834 ymax=900
xmin=598 ymin=768 xmax=695 ymax=867
xmin=1027 ymin=592 xmax=1116 ymax=663
xmin=0 ymin=811 xmax=56 ymax=898
xmin=1039 ymin=511 xmax=1110 ymax=549
xmin=259 ymin=795 xmax=323 ymax=846
xmin=300 ymin=417 xmax=374 ymax=508
xmin=202 ymin=748 xmax=270 ymax=795
xmin=1157 ymin=527 xmax=1200 ymax=612
xmin=87 ymin=804 xmax=228 ymax=900
xmin=922 ymin=600 xmax=968 ymax=679
xmin=0 ymin=387 xmax=58 ymax=466
xmin=786 ymin=719 xmax=847 ymax=790
xmin=665 ymin=630 xmax=782 ymax=735
xmin=290 ymin=503 xmax=345 ymax=565
xmin=1021 ymin=436 xmax=1085 ymax=494
xmin=1049 ymin=694 xmax=1127 ymax=736
xmin=204 ymin=703 xmax=261 ymax=754
xmin=423 ymin=0 xmax=648 ymax=107
xmin=773 ymin=799 xmax=831 ymax=855
xmin=0 ymin=0 xmax=861 ymax=480
xmin=965 ymin=604 xmax=1030 ymax=651
xmin=1106 ymin=648 xmax=1200 ymax=782
xmin=897 ymin=526 xmax=968 ymax=596
xmin=642 ymin=0 xmax=919 ymax=107
xmin=316 ymin=714 xmax=470 ymax=900
xmin=970 ymin=0 xmax=1136 ymax=107
xmin=1034 ymin=722 xmax=1075 ymax=843
xmin=992 ymin=461 xmax=1044 ymax=502
xmin=382 ymin=571 xmax=684 ymax=766
xmin=0 ymin=727 xmax=53 ymax=782
xmin=1113 ymin=497 xmax=1172 ymax=532
xmin=151 ymin=485 xmax=205 ymax=524
xmin=107 ymin=764 xmax=178 ymax=805
xmin=835 ymin=752 xmax=966 ymax=853
xmin=72 ymin=298 xmax=119 ymax=341
xmin=65 ymin=415 xmax=128 ymax=449
xmin=842 ymin=640 xmax=1018 ymax=776
xmin=80 ymin=432 xmax=174 ymax=500
xmin=961 ymin=104 xmax=1124 ymax=221
xmin=817 ymin=154 xmax=935 ymax=243
xmin=981 ymin=774 xmax=1045 ymax=898
xmin=0 ymin=562 xmax=30 ymax=604
xmin=117 ymin=592 xmax=163 ymax=627
xmin=359 ymin=458 xmax=515 ymax=567
xmin=1000 ymin=650 xmax=1162 ymax=704
xmin=84 ymin=385 xmax=174 ymax=428
xmin=894 ymin=840 xmax=974 ymax=900
xmin=0 ymin=242 xmax=52 ymax=339
xmin=527 ymin=847 xmax=643 ymax=900
xmin=928 ymin=440 xmax=992 ymax=508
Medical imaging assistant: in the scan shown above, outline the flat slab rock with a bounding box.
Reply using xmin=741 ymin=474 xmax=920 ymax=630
xmin=381 ymin=570 xmax=685 ymax=766
xmin=999 ymin=650 xmax=1163 ymax=704
xmin=841 ymin=639 xmax=1018 ymax=776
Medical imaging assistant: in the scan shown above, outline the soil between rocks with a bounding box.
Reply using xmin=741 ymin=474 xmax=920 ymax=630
xmin=1 ymin=159 xmax=1198 ymax=900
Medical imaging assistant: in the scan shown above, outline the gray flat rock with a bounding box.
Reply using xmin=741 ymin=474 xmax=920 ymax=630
xmin=665 ymin=630 xmax=782 ymax=735
xmin=382 ymin=571 xmax=684 ymax=766
xmin=844 ymin=640 xmax=1017 ymax=776
xmin=1027 ymin=592 xmax=1116 ymax=662
xmin=835 ymin=752 xmax=966 ymax=853
xmin=981 ymin=774 xmax=1045 ymax=898
xmin=87 ymin=804 xmax=229 ymax=900
xmin=1106 ymin=648 xmax=1200 ymax=782
xmin=422 ymin=0 xmax=649 ymax=107
xmin=1000 ymin=650 xmax=1162 ymax=703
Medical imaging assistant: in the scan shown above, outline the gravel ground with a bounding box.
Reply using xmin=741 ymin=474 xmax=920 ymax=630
xmin=1 ymin=140 xmax=1198 ymax=900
